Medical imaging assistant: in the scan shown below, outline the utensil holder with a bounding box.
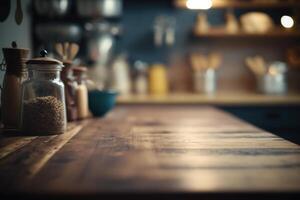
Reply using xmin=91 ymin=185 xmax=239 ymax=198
xmin=256 ymin=74 xmax=287 ymax=95
xmin=194 ymin=69 xmax=216 ymax=94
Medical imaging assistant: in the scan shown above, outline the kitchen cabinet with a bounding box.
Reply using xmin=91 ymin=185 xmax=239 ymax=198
xmin=0 ymin=105 xmax=299 ymax=199
xmin=221 ymin=105 xmax=300 ymax=144
xmin=117 ymin=94 xmax=300 ymax=144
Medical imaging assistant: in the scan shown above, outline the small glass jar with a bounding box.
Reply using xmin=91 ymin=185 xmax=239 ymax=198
xmin=21 ymin=50 xmax=67 ymax=135
xmin=133 ymin=61 xmax=148 ymax=95
xmin=149 ymin=63 xmax=169 ymax=95
xmin=73 ymin=66 xmax=89 ymax=119
xmin=61 ymin=61 xmax=78 ymax=122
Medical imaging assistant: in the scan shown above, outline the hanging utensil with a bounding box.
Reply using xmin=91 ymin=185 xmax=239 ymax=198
xmin=15 ymin=0 xmax=23 ymax=25
xmin=0 ymin=0 xmax=11 ymax=22
xmin=165 ymin=17 xmax=176 ymax=46
xmin=34 ymin=0 xmax=70 ymax=18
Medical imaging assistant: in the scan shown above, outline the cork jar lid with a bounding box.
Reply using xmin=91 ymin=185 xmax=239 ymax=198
xmin=73 ymin=66 xmax=87 ymax=75
xmin=26 ymin=50 xmax=63 ymax=66
xmin=63 ymin=60 xmax=73 ymax=67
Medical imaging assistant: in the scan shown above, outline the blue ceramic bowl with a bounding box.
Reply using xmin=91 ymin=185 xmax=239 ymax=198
xmin=88 ymin=90 xmax=118 ymax=117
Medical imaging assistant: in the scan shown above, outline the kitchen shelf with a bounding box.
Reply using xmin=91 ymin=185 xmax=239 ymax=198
xmin=175 ymin=0 xmax=300 ymax=9
xmin=117 ymin=93 xmax=300 ymax=106
xmin=194 ymin=28 xmax=300 ymax=39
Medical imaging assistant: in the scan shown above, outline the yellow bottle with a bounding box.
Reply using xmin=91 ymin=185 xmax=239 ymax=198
xmin=148 ymin=63 xmax=169 ymax=95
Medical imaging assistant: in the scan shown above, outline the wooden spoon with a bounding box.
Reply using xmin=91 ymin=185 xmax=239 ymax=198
xmin=15 ymin=0 xmax=23 ymax=25
xmin=209 ymin=52 xmax=221 ymax=69
xmin=55 ymin=43 xmax=64 ymax=59
xmin=68 ymin=43 xmax=79 ymax=60
xmin=63 ymin=42 xmax=69 ymax=60
xmin=254 ymin=55 xmax=266 ymax=75
xmin=198 ymin=54 xmax=208 ymax=70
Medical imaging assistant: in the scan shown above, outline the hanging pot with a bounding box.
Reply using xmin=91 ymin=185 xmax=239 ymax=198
xmin=76 ymin=0 xmax=122 ymax=18
xmin=34 ymin=0 xmax=70 ymax=17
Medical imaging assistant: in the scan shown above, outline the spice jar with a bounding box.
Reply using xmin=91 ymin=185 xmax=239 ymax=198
xmin=1 ymin=42 xmax=29 ymax=130
xmin=73 ymin=66 xmax=89 ymax=119
xmin=21 ymin=50 xmax=67 ymax=135
xmin=133 ymin=61 xmax=148 ymax=94
xmin=61 ymin=60 xmax=78 ymax=121
xmin=149 ymin=63 xmax=169 ymax=95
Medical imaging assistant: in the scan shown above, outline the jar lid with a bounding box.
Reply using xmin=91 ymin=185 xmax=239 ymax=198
xmin=2 ymin=41 xmax=30 ymax=75
xmin=63 ymin=60 xmax=73 ymax=66
xmin=26 ymin=50 xmax=63 ymax=65
xmin=73 ymin=66 xmax=87 ymax=76
xmin=73 ymin=66 xmax=87 ymax=72
xmin=2 ymin=41 xmax=30 ymax=52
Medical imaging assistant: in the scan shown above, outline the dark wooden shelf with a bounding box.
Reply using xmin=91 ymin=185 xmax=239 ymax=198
xmin=193 ymin=28 xmax=300 ymax=39
xmin=175 ymin=0 xmax=300 ymax=9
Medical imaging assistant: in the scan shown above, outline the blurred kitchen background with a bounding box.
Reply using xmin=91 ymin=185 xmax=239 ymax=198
xmin=1 ymin=0 xmax=300 ymax=142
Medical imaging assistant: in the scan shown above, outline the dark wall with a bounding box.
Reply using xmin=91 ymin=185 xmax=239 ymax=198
xmin=119 ymin=0 xmax=291 ymax=64
xmin=120 ymin=0 xmax=226 ymax=64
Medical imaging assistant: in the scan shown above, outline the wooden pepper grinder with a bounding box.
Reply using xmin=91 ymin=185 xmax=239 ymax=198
xmin=55 ymin=42 xmax=79 ymax=121
xmin=1 ymin=42 xmax=29 ymax=130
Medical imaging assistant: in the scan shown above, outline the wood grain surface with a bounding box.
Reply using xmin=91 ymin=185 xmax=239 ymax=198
xmin=0 ymin=105 xmax=299 ymax=200
xmin=117 ymin=93 xmax=300 ymax=105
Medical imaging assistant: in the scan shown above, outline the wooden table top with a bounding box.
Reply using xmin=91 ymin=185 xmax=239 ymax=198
xmin=117 ymin=93 xmax=300 ymax=105
xmin=0 ymin=105 xmax=299 ymax=200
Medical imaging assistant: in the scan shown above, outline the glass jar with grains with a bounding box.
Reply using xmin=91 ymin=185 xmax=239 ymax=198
xmin=21 ymin=50 xmax=67 ymax=135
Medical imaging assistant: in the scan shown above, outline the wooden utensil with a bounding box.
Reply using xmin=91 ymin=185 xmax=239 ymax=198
xmin=254 ymin=55 xmax=267 ymax=74
xmin=246 ymin=57 xmax=257 ymax=74
xmin=63 ymin=42 xmax=69 ymax=60
xmin=200 ymin=54 xmax=208 ymax=70
xmin=245 ymin=56 xmax=266 ymax=76
xmin=15 ymin=0 xmax=23 ymax=25
xmin=55 ymin=43 xmax=64 ymax=60
xmin=68 ymin=43 xmax=79 ymax=60
xmin=190 ymin=54 xmax=201 ymax=71
xmin=209 ymin=52 xmax=221 ymax=69
xmin=55 ymin=42 xmax=79 ymax=61
xmin=190 ymin=53 xmax=207 ymax=71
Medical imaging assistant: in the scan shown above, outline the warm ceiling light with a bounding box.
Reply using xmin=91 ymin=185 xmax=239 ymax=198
xmin=186 ymin=0 xmax=212 ymax=10
xmin=281 ymin=15 xmax=294 ymax=28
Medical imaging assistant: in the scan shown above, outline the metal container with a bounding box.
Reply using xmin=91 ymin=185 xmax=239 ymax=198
xmin=85 ymin=22 xmax=120 ymax=64
xmin=76 ymin=0 xmax=122 ymax=18
xmin=34 ymin=0 xmax=70 ymax=17
xmin=256 ymin=61 xmax=288 ymax=95
xmin=194 ymin=69 xmax=216 ymax=94
xmin=35 ymin=23 xmax=82 ymax=43
xmin=256 ymin=74 xmax=287 ymax=95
